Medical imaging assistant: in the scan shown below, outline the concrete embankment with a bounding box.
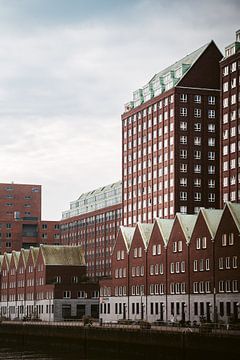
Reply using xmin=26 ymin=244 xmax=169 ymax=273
xmin=0 ymin=322 xmax=239 ymax=360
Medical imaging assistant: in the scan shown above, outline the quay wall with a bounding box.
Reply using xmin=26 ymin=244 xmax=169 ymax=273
xmin=0 ymin=322 xmax=239 ymax=360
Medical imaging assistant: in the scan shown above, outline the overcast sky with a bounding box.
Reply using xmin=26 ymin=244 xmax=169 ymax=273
xmin=0 ymin=0 xmax=239 ymax=220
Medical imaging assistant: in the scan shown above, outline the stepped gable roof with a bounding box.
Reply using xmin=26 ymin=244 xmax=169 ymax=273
xmin=40 ymin=245 xmax=85 ymax=266
xmin=175 ymin=214 xmax=198 ymax=244
xmin=150 ymin=42 xmax=210 ymax=86
xmin=12 ymin=251 xmax=21 ymax=268
xmin=137 ymin=223 xmax=154 ymax=249
xmin=225 ymin=202 xmax=240 ymax=232
xmin=199 ymin=208 xmax=223 ymax=239
xmin=119 ymin=226 xmax=135 ymax=251
xmin=30 ymin=247 xmax=40 ymax=265
xmin=20 ymin=249 xmax=30 ymax=267
xmin=155 ymin=218 xmax=174 ymax=246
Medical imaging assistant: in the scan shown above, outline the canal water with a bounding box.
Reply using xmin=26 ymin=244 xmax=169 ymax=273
xmin=0 ymin=345 xmax=90 ymax=360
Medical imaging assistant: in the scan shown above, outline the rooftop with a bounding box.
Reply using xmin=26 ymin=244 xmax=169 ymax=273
xmin=62 ymin=181 xmax=122 ymax=219
xmin=124 ymin=42 xmax=210 ymax=111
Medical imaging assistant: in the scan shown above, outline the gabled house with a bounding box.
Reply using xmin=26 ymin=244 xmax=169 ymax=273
xmin=128 ymin=223 xmax=153 ymax=321
xmin=0 ymin=252 xmax=12 ymax=317
xmin=100 ymin=226 xmax=134 ymax=322
xmin=8 ymin=251 xmax=20 ymax=319
xmin=147 ymin=218 xmax=174 ymax=322
xmin=189 ymin=208 xmax=223 ymax=322
xmin=167 ymin=214 xmax=197 ymax=322
xmin=16 ymin=249 xmax=29 ymax=319
xmin=214 ymin=202 xmax=240 ymax=323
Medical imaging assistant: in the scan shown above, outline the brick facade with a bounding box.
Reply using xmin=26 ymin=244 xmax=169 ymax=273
xmin=100 ymin=203 xmax=240 ymax=324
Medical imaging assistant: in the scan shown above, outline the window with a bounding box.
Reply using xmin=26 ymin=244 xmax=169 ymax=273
xmin=194 ymin=178 xmax=201 ymax=187
xmin=225 ymin=257 xmax=230 ymax=269
xmin=229 ymin=233 xmax=234 ymax=245
xmin=208 ymin=193 xmax=215 ymax=202
xmin=63 ymin=291 xmax=71 ymax=298
xmin=208 ymin=110 xmax=215 ymax=118
xmin=180 ymin=122 xmax=187 ymax=131
xmin=219 ymin=257 xmax=224 ymax=269
xmin=180 ymin=94 xmax=187 ymax=102
xmin=194 ymin=109 xmax=201 ymax=118
xmin=193 ymin=282 xmax=198 ymax=293
xmin=194 ymin=137 xmax=201 ymax=146
xmin=208 ymin=151 xmax=215 ymax=160
xmin=194 ymin=123 xmax=201 ymax=132
xmin=208 ymin=138 xmax=215 ymax=147
xmin=194 ymin=260 xmax=198 ymax=271
xmin=208 ymin=96 xmax=215 ymax=105
xmin=180 ymin=149 xmax=187 ymax=159
xmin=199 ymin=259 xmax=204 ymax=271
xmin=208 ymin=124 xmax=215 ymax=133
xmin=180 ymin=192 xmax=187 ymax=201
xmin=206 ymin=258 xmax=210 ymax=271
xmin=196 ymin=238 xmax=201 ymax=249
xmin=180 ymin=136 xmax=187 ymax=144
xmin=173 ymin=242 xmax=177 ymax=253
xmin=194 ymin=95 xmax=201 ymax=103
xmin=180 ymin=164 xmax=187 ymax=173
xmin=194 ymin=192 xmax=201 ymax=202
xmin=194 ymin=164 xmax=201 ymax=173
xmin=178 ymin=241 xmax=182 ymax=252
xmin=232 ymin=280 xmax=238 ymax=292
xmin=233 ymin=256 xmax=238 ymax=269
xmin=180 ymin=178 xmax=187 ymax=187
xmin=202 ymin=237 xmax=207 ymax=249
xmin=222 ymin=234 xmax=227 ymax=246
xmin=180 ymin=108 xmax=187 ymax=117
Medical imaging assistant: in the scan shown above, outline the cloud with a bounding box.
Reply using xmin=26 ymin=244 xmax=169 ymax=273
xmin=0 ymin=0 xmax=239 ymax=218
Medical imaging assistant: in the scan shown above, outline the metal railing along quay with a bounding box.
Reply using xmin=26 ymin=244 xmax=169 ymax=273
xmin=1 ymin=319 xmax=240 ymax=336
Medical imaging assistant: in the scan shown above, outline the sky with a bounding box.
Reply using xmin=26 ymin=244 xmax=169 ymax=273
xmin=0 ymin=0 xmax=239 ymax=220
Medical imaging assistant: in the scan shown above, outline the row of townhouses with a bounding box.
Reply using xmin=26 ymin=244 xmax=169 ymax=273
xmin=0 ymin=245 xmax=99 ymax=321
xmin=99 ymin=202 xmax=240 ymax=325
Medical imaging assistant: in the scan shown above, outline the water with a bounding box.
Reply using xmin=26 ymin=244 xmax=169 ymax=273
xmin=0 ymin=345 xmax=85 ymax=360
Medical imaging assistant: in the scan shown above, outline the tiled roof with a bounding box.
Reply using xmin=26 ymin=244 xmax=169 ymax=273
xmin=120 ymin=226 xmax=135 ymax=251
xmin=225 ymin=202 xmax=240 ymax=232
xmin=200 ymin=208 xmax=223 ymax=238
xmin=12 ymin=251 xmax=20 ymax=268
xmin=30 ymin=247 xmax=40 ymax=265
xmin=40 ymin=245 xmax=85 ymax=266
xmin=155 ymin=218 xmax=174 ymax=246
xmin=137 ymin=223 xmax=154 ymax=248
xmin=125 ymin=42 xmax=210 ymax=109
xmin=176 ymin=214 xmax=198 ymax=243
xmin=0 ymin=255 xmax=4 ymax=269
xmin=20 ymin=249 xmax=30 ymax=267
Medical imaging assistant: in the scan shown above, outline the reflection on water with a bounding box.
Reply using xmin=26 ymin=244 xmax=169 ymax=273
xmin=0 ymin=346 xmax=85 ymax=360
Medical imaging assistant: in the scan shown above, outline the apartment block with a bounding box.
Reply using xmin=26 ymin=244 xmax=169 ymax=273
xmin=221 ymin=30 xmax=240 ymax=206
xmin=0 ymin=183 xmax=60 ymax=254
xmin=60 ymin=181 xmax=122 ymax=279
xmin=0 ymin=183 xmax=41 ymax=220
xmin=122 ymin=41 xmax=223 ymax=226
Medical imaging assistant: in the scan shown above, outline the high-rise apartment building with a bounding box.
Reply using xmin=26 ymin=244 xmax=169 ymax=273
xmin=122 ymin=41 xmax=223 ymax=226
xmin=0 ymin=183 xmax=60 ymax=254
xmin=0 ymin=183 xmax=41 ymax=220
xmin=220 ymin=30 xmax=240 ymax=206
xmin=60 ymin=181 xmax=122 ymax=279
